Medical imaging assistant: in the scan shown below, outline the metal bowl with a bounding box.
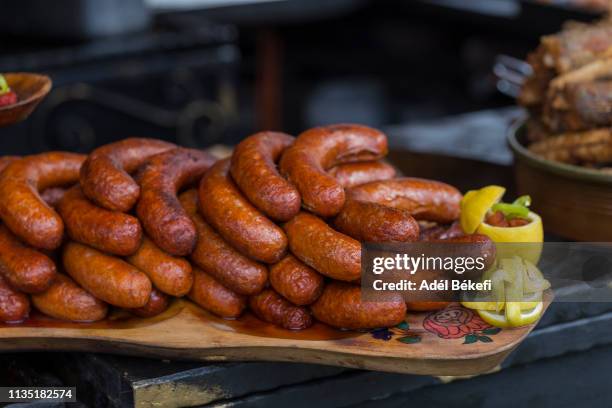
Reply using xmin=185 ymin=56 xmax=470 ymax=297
xmin=507 ymin=119 xmax=612 ymax=241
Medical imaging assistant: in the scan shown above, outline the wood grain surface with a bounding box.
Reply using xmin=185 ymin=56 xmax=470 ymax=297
xmin=0 ymin=300 xmax=547 ymax=376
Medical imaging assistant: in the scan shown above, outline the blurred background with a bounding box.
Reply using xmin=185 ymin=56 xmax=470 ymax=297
xmin=0 ymin=0 xmax=607 ymax=156
xmin=1 ymin=1 xmax=611 ymax=407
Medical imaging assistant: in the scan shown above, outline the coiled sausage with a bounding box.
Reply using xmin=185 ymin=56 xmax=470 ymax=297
xmin=80 ymin=138 xmax=175 ymax=212
xmin=269 ymin=255 xmax=324 ymax=306
xmin=126 ymin=236 xmax=193 ymax=297
xmin=283 ymin=212 xmax=361 ymax=282
xmin=311 ymin=282 xmax=407 ymax=330
xmin=58 ymin=186 xmax=142 ymax=256
xmin=31 ymin=273 xmax=108 ymax=322
xmin=333 ymin=199 xmax=419 ymax=242
xmin=279 ymin=124 xmax=388 ymax=217
xmin=63 ymin=242 xmax=152 ymax=308
xmin=348 ymin=177 xmax=462 ymax=223
xmin=0 ymin=152 xmax=86 ymax=249
xmin=136 ymin=148 xmax=216 ymax=256
xmin=130 ymin=289 xmax=170 ymax=318
xmin=0 ymin=275 xmax=30 ymax=323
xmin=199 ymin=159 xmax=287 ymax=263
xmin=329 ymin=161 xmax=396 ymax=188
xmin=249 ymin=289 xmax=313 ymax=330
xmin=179 ymin=190 xmax=268 ymax=295
xmin=0 ymin=224 xmax=56 ymax=293
xmin=188 ymin=267 xmax=247 ymax=319
xmin=230 ymin=131 xmax=301 ymax=221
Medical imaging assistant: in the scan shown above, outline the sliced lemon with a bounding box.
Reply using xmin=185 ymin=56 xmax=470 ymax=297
xmin=477 ymin=212 xmax=544 ymax=263
xmin=460 ymin=185 xmax=506 ymax=234
xmin=461 ymin=291 xmax=542 ymax=311
xmin=477 ymin=301 xmax=544 ymax=328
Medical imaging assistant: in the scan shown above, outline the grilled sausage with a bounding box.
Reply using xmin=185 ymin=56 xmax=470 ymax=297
xmin=283 ymin=212 xmax=361 ymax=282
xmin=63 ymin=242 xmax=152 ymax=308
xmin=329 ymin=161 xmax=396 ymax=188
xmin=58 ymin=186 xmax=142 ymax=256
xmin=136 ymin=148 xmax=216 ymax=256
xmin=31 ymin=273 xmax=108 ymax=322
xmin=126 ymin=236 xmax=193 ymax=297
xmin=199 ymin=159 xmax=287 ymax=263
xmin=0 ymin=275 xmax=30 ymax=323
xmin=419 ymin=221 xmax=465 ymax=241
xmin=0 ymin=156 xmax=19 ymax=173
xmin=188 ymin=267 xmax=247 ymax=319
xmin=0 ymin=152 xmax=86 ymax=249
xmin=80 ymin=138 xmax=175 ymax=212
xmin=348 ymin=177 xmax=462 ymax=223
xmin=333 ymin=199 xmax=420 ymax=242
xmin=40 ymin=187 xmax=67 ymax=209
xmin=179 ymin=190 xmax=268 ymax=295
xmin=230 ymin=131 xmax=301 ymax=221
xmin=130 ymin=289 xmax=170 ymax=318
xmin=0 ymin=224 xmax=56 ymax=293
xmin=20 ymin=148 xmax=68 ymax=208
xmin=249 ymin=289 xmax=312 ymax=330
xmin=269 ymin=255 xmax=324 ymax=306
xmin=279 ymin=124 xmax=388 ymax=217
xmin=311 ymin=282 xmax=407 ymax=330
xmin=428 ymin=233 xmax=497 ymax=271
xmin=406 ymin=234 xmax=494 ymax=311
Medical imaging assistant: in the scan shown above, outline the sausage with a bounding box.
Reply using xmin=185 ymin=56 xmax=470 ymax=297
xmin=279 ymin=124 xmax=388 ymax=217
xmin=329 ymin=161 xmax=396 ymax=188
xmin=0 ymin=275 xmax=30 ymax=323
xmin=348 ymin=177 xmax=462 ymax=223
xmin=407 ymin=234 xmax=494 ymax=312
xmin=419 ymin=221 xmax=464 ymax=241
xmin=230 ymin=131 xmax=301 ymax=221
xmin=130 ymin=289 xmax=170 ymax=318
xmin=136 ymin=148 xmax=216 ymax=256
xmin=283 ymin=212 xmax=360 ymax=282
xmin=58 ymin=186 xmax=143 ymax=256
xmin=269 ymin=255 xmax=324 ymax=306
xmin=333 ymin=199 xmax=420 ymax=242
xmin=188 ymin=267 xmax=247 ymax=319
xmin=126 ymin=236 xmax=193 ymax=297
xmin=0 ymin=224 xmax=56 ymax=293
xmin=249 ymin=289 xmax=312 ymax=330
xmin=429 ymin=233 xmax=497 ymax=271
xmin=179 ymin=190 xmax=268 ymax=295
xmin=40 ymin=187 xmax=67 ymax=209
xmin=63 ymin=242 xmax=152 ymax=308
xmin=0 ymin=152 xmax=86 ymax=249
xmin=311 ymin=282 xmax=407 ymax=330
xmin=199 ymin=159 xmax=287 ymax=263
xmin=80 ymin=138 xmax=176 ymax=212
xmin=0 ymin=156 xmax=19 ymax=173
xmin=31 ymin=273 xmax=108 ymax=322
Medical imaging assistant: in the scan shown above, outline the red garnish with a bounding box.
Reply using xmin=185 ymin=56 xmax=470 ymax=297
xmin=485 ymin=210 xmax=509 ymax=227
xmin=508 ymin=217 xmax=530 ymax=227
xmin=0 ymin=91 xmax=17 ymax=107
xmin=485 ymin=210 xmax=531 ymax=228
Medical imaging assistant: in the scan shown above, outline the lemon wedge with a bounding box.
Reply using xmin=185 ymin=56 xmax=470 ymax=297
xmin=460 ymin=185 xmax=506 ymax=234
xmin=478 ymin=301 xmax=544 ymax=328
xmin=461 ymin=291 xmax=542 ymax=311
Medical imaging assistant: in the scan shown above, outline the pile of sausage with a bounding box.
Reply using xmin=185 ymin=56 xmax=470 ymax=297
xmin=0 ymin=124 xmax=487 ymax=331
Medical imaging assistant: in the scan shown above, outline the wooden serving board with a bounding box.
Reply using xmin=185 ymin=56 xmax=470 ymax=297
xmin=0 ymin=299 xmax=548 ymax=376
